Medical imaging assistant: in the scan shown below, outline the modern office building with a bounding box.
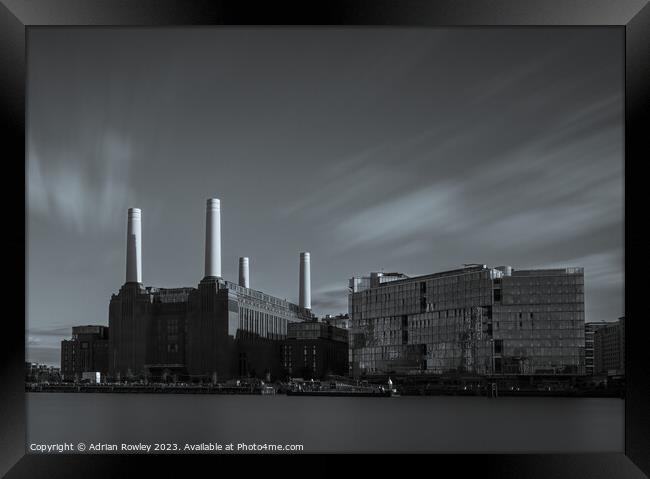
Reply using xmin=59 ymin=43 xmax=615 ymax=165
xmin=585 ymin=321 xmax=608 ymax=375
xmin=108 ymin=199 xmax=314 ymax=382
xmin=593 ymin=316 xmax=625 ymax=376
xmin=280 ymin=321 xmax=349 ymax=379
xmin=60 ymin=325 xmax=110 ymax=381
xmin=349 ymin=265 xmax=585 ymax=377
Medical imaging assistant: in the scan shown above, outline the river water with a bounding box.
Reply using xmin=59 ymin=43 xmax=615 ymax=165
xmin=26 ymin=393 xmax=623 ymax=453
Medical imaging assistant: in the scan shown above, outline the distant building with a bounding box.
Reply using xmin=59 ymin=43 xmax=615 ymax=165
xmin=281 ymin=321 xmax=349 ymax=379
xmin=26 ymin=362 xmax=61 ymax=383
xmin=585 ymin=321 xmax=608 ymax=375
xmin=349 ymin=265 xmax=586 ymax=377
xmin=594 ymin=317 xmax=625 ymax=376
xmin=61 ymin=325 xmax=109 ymax=381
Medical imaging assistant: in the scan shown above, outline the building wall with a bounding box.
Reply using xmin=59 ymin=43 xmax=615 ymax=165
xmin=108 ymin=277 xmax=311 ymax=381
xmin=61 ymin=325 xmax=109 ymax=380
xmin=349 ymin=265 xmax=586 ymax=377
xmin=323 ymin=314 xmax=352 ymax=374
xmin=585 ymin=322 xmax=608 ymax=375
xmin=281 ymin=322 xmax=349 ymax=379
xmin=281 ymin=340 xmax=349 ymax=379
xmin=60 ymin=340 xmax=75 ymax=380
xmin=594 ymin=317 xmax=625 ymax=375
xmin=493 ymin=268 xmax=585 ymax=375
xmin=108 ymin=283 xmax=151 ymax=379
xmin=148 ymin=299 xmax=188 ymax=369
xmin=349 ymin=266 xmax=493 ymax=376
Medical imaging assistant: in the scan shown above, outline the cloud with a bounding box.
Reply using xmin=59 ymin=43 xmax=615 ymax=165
xmin=27 ymin=130 xmax=135 ymax=235
xmin=533 ymin=249 xmax=624 ymax=322
xmin=334 ymin=182 xmax=464 ymax=248
xmin=27 ymin=326 xmax=73 ymax=337
xmin=311 ymin=282 xmax=349 ymax=316
xmin=26 ymin=346 xmax=62 ymax=367
xmin=533 ymin=249 xmax=624 ymax=291
xmin=26 ymin=326 xmax=72 ymax=352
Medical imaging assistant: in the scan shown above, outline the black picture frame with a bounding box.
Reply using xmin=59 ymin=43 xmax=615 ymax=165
xmin=2 ymin=0 xmax=648 ymax=476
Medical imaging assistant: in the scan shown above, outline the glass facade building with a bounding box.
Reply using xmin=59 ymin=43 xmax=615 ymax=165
xmin=349 ymin=265 xmax=585 ymax=377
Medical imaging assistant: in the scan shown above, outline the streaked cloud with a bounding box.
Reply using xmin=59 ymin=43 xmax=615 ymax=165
xmin=334 ymin=182 xmax=464 ymax=247
xmin=27 ymin=130 xmax=135 ymax=235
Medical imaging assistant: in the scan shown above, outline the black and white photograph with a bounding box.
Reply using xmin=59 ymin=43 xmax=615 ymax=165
xmin=22 ymin=24 xmax=630 ymax=456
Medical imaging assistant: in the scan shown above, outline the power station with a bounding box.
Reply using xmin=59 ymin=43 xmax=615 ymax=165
xmin=108 ymin=198 xmax=314 ymax=382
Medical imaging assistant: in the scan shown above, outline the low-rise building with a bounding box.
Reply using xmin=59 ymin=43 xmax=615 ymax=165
xmin=61 ymin=325 xmax=109 ymax=381
xmin=281 ymin=321 xmax=349 ymax=379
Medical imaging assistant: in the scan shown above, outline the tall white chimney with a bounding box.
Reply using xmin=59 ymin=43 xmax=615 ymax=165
xmin=205 ymin=198 xmax=221 ymax=278
xmin=126 ymin=208 xmax=142 ymax=283
xmin=239 ymin=257 xmax=250 ymax=288
xmin=299 ymin=252 xmax=311 ymax=309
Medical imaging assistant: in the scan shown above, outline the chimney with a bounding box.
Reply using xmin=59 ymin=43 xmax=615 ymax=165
xmin=239 ymin=257 xmax=250 ymax=288
xmin=125 ymin=208 xmax=142 ymax=283
xmin=205 ymin=198 xmax=221 ymax=278
xmin=299 ymin=252 xmax=311 ymax=309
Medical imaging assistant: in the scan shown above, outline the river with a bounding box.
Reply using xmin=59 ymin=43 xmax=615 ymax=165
xmin=26 ymin=393 xmax=623 ymax=453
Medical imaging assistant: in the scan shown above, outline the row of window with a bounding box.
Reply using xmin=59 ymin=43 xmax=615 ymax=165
xmin=239 ymin=307 xmax=288 ymax=338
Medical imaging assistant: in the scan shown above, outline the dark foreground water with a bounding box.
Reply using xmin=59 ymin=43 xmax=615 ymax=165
xmin=27 ymin=393 xmax=623 ymax=453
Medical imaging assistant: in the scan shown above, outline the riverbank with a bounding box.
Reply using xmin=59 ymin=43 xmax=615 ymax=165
xmin=25 ymin=382 xmax=624 ymax=398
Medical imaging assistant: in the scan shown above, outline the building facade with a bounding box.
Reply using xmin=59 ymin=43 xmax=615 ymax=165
xmin=585 ymin=321 xmax=608 ymax=375
xmin=593 ymin=316 xmax=625 ymax=376
xmin=349 ymin=265 xmax=585 ymax=377
xmin=281 ymin=321 xmax=349 ymax=379
xmin=60 ymin=325 xmax=109 ymax=381
xmin=108 ymin=199 xmax=314 ymax=382
xmin=109 ymin=279 xmax=312 ymax=381
xmin=323 ymin=313 xmax=352 ymax=373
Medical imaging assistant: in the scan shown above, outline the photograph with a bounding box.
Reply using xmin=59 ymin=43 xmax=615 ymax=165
xmin=23 ymin=25 xmax=628 ymax=455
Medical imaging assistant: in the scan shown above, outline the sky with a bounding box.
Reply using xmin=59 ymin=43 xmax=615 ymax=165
xmin=27 ymin=27 xmax=624 ymax=366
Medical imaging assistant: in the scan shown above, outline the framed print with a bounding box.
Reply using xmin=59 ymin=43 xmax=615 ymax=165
xmin=1 ymin=0 xmax=648 ymax=476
